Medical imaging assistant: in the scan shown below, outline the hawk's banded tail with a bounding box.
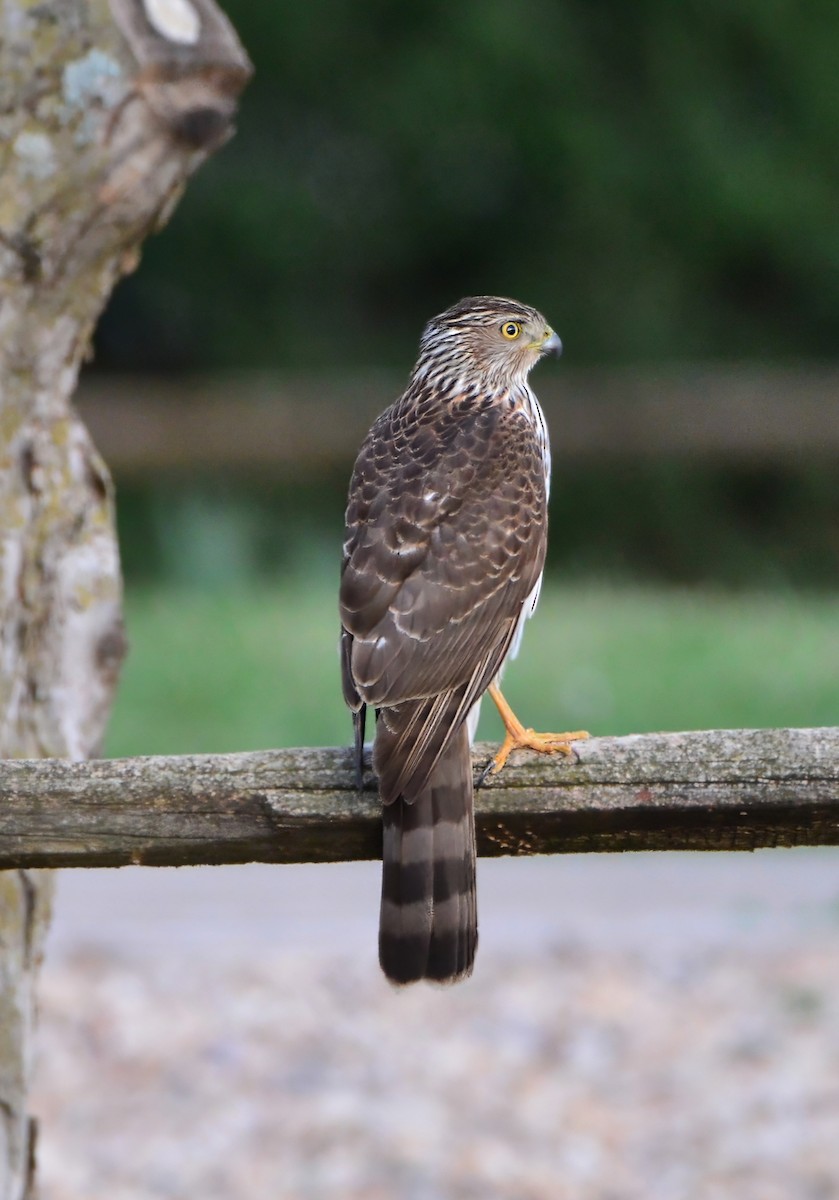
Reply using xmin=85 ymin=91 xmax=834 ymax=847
xmin=378 ymin=723 xmax=477 ymax=984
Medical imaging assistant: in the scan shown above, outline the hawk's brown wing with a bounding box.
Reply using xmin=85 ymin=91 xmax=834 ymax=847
xmin=340 ymin=386 xmax=547 ymax=802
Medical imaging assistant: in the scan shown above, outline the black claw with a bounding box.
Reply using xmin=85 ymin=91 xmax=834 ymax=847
xmin=476 ymin=757 xmax=497 ymax=790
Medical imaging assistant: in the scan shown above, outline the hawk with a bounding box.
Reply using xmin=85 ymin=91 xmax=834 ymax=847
xmin=340 ymin=296 xmax=587 ymax=985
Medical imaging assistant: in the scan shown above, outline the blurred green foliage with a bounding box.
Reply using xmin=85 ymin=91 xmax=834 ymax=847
xmin=97 ymin=0 xmax=839 ymax=372
xmin=107 ymin=578 xmax=839 ymax=756
xmin=116 ymin=460 xmax=839 ymax=591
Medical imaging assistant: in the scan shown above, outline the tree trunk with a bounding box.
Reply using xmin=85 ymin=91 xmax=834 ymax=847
xmin=0 ymin=2 xmax=250 ymax=1193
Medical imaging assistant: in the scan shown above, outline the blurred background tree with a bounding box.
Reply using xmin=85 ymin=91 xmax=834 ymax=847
xmin=95 ymin=0 xmax=839 ymax=372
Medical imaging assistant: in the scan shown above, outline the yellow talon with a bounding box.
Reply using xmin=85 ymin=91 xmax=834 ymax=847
xmin=486 ymin=681 xmax=589 ymax=777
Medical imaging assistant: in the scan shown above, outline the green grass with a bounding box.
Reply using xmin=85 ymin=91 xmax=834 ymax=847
xmin=106 ymin=576 xmax=839 ymax=758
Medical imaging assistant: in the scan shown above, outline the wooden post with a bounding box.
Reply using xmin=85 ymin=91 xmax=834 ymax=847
xmin=0 ymin=2 xmax=250 ymax=1193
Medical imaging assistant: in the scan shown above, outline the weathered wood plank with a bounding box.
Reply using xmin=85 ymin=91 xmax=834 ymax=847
xmin=76 ymin=366 xmax=839 ymax=474
xmin=0 ymin=728 xmax=837 ymax=868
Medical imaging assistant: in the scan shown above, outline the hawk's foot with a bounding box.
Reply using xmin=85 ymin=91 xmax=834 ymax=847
xmin=481 ymin=682 xmax=589 ymax=782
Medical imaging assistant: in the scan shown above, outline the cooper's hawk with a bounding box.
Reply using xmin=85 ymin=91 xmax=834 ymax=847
xmin=340 ymin=296 xmax=587 ymax=985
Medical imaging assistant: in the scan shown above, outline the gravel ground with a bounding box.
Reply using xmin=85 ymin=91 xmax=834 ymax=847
xmin=31 ymin=854 xmax=839 ymax=1200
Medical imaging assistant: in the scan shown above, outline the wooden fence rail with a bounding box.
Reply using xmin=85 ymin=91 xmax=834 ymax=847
xmin=1 ymin=727 xmax=837 ymax=870
xmin=76 ymin=366 xmax=839 ymax=475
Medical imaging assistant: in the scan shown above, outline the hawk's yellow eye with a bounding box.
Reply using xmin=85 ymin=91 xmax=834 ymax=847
xmin=501 ymin=321 xmax=522 ymax=340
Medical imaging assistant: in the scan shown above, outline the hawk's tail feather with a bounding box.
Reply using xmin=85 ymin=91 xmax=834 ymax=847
xmin=379 ymin=723 xmax=477 ymax=984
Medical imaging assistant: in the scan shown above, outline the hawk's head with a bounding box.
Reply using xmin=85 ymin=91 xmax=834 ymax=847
xmin=415 ymin=296 xmax=561 ymax=389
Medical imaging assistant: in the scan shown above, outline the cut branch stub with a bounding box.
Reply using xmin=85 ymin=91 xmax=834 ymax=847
xmin=109 ymin=0 xmax=253 ymax=149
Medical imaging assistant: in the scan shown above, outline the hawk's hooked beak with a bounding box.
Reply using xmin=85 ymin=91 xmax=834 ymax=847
xmin=538 ymin=329 xmax=562 ymax=358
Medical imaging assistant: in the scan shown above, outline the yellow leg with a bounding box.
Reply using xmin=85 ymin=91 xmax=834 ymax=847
xmin=486 ymin=682 xmax=589 ymax=776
